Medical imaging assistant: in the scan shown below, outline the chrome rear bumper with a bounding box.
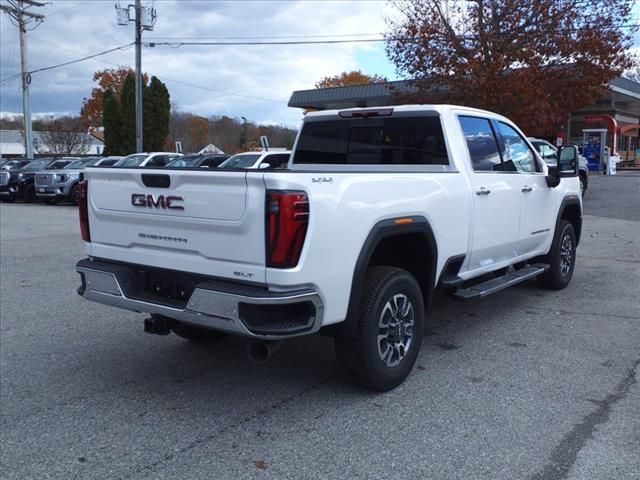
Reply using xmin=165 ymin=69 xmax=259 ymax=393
xmin=76 ymin=259 xmax=323 ymax=339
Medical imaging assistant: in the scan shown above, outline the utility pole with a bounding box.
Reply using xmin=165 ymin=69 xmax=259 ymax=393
xmin=241 ymin=116 xmax=248 ymax=150
xmin=134 ymin=0 xmax=143 ymax=152
xmin=1 ymin=0 xmax=45 ymax=159
xmin=115 ymin=1 xmax=156 ymax=153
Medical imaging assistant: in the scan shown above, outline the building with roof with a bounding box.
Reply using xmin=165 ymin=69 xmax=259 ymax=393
xmin=289 ymin=76 xmax=640 ymax=164
xmin=0 ymin=129 xmax=104 ymax=157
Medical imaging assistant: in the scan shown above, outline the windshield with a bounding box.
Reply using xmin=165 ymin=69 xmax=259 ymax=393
xmin=22 ymin=160 xmax=51 ymax=172
xmin=218 ymin=154 xmax=261 ymax=169
xmin=65 ymin=159 xmax=99 ymax=169
xmin=1 ymin=160 xmax=28 ymax=170
xmin=117 ymin=154 xmax=148 ymax=167
xmin=166 ymin=156 xmax=201 ymax=168
xmin=44 ymin=160 xmax=72 ymax=170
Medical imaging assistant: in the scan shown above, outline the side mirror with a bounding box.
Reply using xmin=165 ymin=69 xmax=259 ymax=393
xmin=546 ymin=145 xmax=578 ymax=188
xmin=558 ymin=145 xmax=579 ymax=177
xmin=259 ymin=163 xmax=271 ymax=170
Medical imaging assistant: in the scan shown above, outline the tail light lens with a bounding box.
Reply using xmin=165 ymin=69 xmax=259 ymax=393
xmin=78 ymin=181 xmax=90 ymax=242
xmin=266 ymin=191 xmax=309 ymax=268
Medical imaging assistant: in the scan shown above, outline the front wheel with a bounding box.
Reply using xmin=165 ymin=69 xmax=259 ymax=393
xmin=335 ymin=266 xmax=425 ymax=392
xmin=22 ymin=184 xmax=36 ymax=203
xmin=537 ymin=220 xmax=576 ymax=290
xmin=69 ymin=184 xmax=80 ymax=206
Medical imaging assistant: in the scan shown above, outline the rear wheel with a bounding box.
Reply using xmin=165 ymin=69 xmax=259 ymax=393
xmin=171 ymin=322 xmax=227 ymax=342
xmin=537 ymin=220 xmax=576 ymax=290
xmin=335 ymin=266 xmax=424 ymax=392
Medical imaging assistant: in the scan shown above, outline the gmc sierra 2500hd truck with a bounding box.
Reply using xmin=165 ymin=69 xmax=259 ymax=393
xmin=76 ymin=105 xmax=582 ymax=391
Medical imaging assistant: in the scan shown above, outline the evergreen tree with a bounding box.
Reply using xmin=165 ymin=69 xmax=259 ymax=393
xmin=120 ymin=73 xmax=136 ymax=154
xmin=102 ymin=88 xmax=122 ymax=155
xmin=143 ymin=76 xmax=171 ymax=151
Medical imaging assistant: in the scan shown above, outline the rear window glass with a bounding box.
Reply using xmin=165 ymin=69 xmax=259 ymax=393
xmin=294 ymin=116 xmax=449 ymax=165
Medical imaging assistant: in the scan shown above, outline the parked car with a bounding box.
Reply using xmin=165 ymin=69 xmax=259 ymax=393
xmin=1 ymin=159 xmax=31 ymax=171
xmin=35 ymin=157 xmax=105 ymax=205
xmin=114 ymin=152 xmax=182 ymax=168
xmin=165 ymin=154 xmax=229 ymax=169
xmin=76 ymin=105 xmax=582 ymax=392
xmin=0 ymin=158 xmax=73 ymax=202
xmin=218 ymin=150 xmax=290 ymax=169
xmin=528 ymin=138 xmax=589 ymax=196
xmin=94 ymin=156 xmax=122 ymax=166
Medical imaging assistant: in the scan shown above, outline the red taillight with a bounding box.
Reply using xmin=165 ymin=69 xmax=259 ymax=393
xmin=266 ymin=191 xmax=309 ymax=268
xmin=78 ymin=181 xmax=90 ymax=242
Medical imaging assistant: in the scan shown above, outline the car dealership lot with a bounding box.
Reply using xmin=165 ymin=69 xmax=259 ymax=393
xmin=1 ymin=174 xmax=639 ymax=480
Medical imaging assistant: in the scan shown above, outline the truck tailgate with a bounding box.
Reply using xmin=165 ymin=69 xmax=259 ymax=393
xmin=84 ymin=168 xmax=267 ymax=283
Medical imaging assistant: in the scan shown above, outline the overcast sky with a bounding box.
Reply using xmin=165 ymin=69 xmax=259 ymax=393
xmin=1 ymin=0 xmax=639 ymax=128
xmin=0 ymin=0 xmax=397 ymax=127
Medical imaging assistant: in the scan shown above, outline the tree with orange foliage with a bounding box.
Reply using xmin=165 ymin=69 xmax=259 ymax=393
xmin=315 ymin=70 xmax=387 ymax=89
xmin=386 ymin=0 xmax=636 ymax=136
xmin=80 ymin=67 xmax=148 ymax=128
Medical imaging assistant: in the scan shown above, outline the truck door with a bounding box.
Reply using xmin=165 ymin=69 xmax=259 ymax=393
xmin=458 ymin=116 xmax=521 ymax=273
xmin=494 ymin=122 xmax=555 ymax=255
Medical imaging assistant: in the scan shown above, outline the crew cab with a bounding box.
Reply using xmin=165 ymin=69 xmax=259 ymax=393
xmin=75 ymin=105 xmax=582 ymax=391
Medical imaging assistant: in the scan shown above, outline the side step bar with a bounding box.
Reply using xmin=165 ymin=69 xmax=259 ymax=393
xmin=454 ymin=264 xmax=550 ymax=301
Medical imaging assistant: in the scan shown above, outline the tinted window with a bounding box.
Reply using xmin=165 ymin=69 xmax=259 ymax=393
xmin=294 ymin=116 xmax=449 ymax=165
xmin=147 ymin=155 xmax=167 ymax=167
xmin=497 ymin=122 xmax=539 ymax=173
xmin=218 ymin=154 xmax=261 ymax=169
xmin=261 ymin=154 xmax=289 ymax=169
xmin=459 ymin=116 xmax=503 ymax=171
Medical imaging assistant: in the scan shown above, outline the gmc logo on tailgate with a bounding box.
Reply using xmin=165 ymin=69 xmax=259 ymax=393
xmin=131 ymin=194 xmax=184 ymax=210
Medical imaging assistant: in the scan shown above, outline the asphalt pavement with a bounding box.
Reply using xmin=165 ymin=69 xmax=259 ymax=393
xmin=1 ymin=173 xmax=639 ymax=480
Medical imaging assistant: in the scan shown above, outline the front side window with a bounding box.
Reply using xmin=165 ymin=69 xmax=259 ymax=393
xmin=497 ymin=122 xmax=539 ymax=173
xmin=294 ymin=116 xmax=449 ymax=166
xmin=458 ymin=116 xmax=503 ymax=172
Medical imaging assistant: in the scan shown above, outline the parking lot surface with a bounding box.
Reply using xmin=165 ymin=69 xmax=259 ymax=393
xmin=1 ymin=174 xmax=639 ymax=480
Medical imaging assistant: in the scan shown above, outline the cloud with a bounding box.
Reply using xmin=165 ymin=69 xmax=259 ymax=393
xmin=0 ymin=0 xmax=396 ymax=126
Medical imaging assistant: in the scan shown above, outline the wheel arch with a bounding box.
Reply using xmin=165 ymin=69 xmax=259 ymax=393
xmin=557 ymin=195 xmax=582 ymax=246
xmin=335 ymin=216 xmax=438 ymax=338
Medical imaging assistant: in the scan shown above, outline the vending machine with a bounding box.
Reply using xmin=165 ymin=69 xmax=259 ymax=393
xmin=582 ymin=129 xmax=607 ymax=172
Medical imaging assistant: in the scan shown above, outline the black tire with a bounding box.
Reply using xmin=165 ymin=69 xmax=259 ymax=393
xmin=171 ymin=322 xmax=227 ymax=342
xmin=335 ymin=266 xmax=425 ymax=392
xmin=22 ymin=184 xmax=36 ymax=203
xmin=69 ymin=184 xmax=80 ymax=206
xmin=537 ymin=220 xmax=576 ymax=290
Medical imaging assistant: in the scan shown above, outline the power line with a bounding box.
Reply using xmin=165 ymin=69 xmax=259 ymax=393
xmin=0 ymin=42 xmax=135 ymax=85
xmin=24 ymin=36 xmax=288 ymax=104
xmin=146 ymin=38 xmax=387 ymax=47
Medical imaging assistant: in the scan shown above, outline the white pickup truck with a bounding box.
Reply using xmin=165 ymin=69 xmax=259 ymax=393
xmin=76 ymin=105 xmax=582 ymax=391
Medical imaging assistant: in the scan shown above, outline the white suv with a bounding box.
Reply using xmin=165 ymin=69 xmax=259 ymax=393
xmin=218 ymin=150 xmax=290 ymax=170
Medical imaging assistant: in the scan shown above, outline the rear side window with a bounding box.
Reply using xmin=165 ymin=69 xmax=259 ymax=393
xmin=459 ymin=116 xmax=503 ymax=172
xmin=294 ymin=116 xmax=449 ymax=165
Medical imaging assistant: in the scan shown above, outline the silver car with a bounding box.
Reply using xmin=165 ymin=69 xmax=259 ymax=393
xmin=34 ymin=157 xmax=120 ymax=205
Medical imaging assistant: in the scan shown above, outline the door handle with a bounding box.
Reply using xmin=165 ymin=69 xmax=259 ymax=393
xmin=476 ymin=187 xmax=491 ymax=196
xmin=521 ymin=186 xmax=533 ymax=193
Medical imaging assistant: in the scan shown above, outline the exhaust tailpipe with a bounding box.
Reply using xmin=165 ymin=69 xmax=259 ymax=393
xmin=247 ymin=340 xmax=283 ymax=364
